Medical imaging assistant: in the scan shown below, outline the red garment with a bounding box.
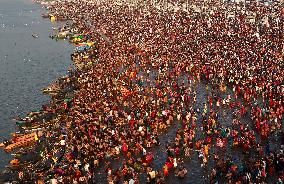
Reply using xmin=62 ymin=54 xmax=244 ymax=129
xmin=75 ymin=170 xmax=81 ymax=179
xmin=122 ymin=168 xmax=128 ymax=176
xmin=151 ymin=111 xmax=156 ymax=118
xmin=166 ymin=161 xmax=174 ymax=170
xmin=268 ymin=165 xmax=274 ymax=176
xmin=146 ymin=153 xmax=153 ymax=164
xmin=62 ymin=102 xmax=68 ymax=109
xmin=163 ymin=166 xmax=169 ymax=176
xmin=269 ymin=98 xmax=274 ymax=107
xmin=229 ymin=102 xmax=235 ymax=109
xmin=129 ymin=119 xmax=136 ymax=128
xmin=206 ymin=137 xmax=212 ymax=143
xmin=122 ymin=143 xmax=128 ymax=153
xmin=256 ymin=121 xmax=260 ymax=131
xmin=175 ymin=147 xmax=180 ymax=156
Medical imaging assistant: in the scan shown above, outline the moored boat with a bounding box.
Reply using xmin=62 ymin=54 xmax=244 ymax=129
xmin=3 ymin=131 xmax=43 ymax=152
xmin=42 ymin=86 xmax=59 ymax=94
xmin=41 ymin=13 xmax=50 ymax=18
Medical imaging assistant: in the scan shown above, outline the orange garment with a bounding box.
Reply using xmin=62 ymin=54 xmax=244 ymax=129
xmin=204 ymin=145 xmax=209 ymax=157
xmin=163 ymin=165 xmax=169 ymax=176
xmin=121 ymin=86 xmax=131 ymax=97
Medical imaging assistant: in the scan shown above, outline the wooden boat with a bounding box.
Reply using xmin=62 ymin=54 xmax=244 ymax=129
xmin=11 ymin=127 xmax=44 ymax=138
xmin=21 ymin=127 xmax=44 ymax=133
xmin=5 ymin=141 xmax=32 ymax=152
xmin=42 ymin=86 xmax=59 ymax=94
xmin=3 ymin=131 xmax=43 ymax=152
xmin=13 ymin=132 xmax=39 ymax=142
xmin=41 ymin=13 xmax=50 ymax=18
xmin=10 ymin=132 xmax=24 ymax=137
xmin=57 ymin=31 xmax=70 ymax=39
xmin=6 ymin=160 xmax=33 ymax=171
xmin=27 ymin=111 xmax=42 ymax=118
xmin=15 ymin=120 xmax=27 ymax=126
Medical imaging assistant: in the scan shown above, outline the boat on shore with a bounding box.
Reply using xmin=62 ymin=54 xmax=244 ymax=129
xmin=2 ymin=131 xmax=42 ymax=152
xmin=42 ymin=83 xmax=60 ymax=94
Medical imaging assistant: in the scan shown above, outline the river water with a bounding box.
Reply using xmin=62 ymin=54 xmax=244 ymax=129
xmin=0 ymin=0 xmax=73 ymax=171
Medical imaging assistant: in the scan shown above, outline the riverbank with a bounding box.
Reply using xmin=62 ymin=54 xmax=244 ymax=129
xmin=0 ymin=0 xmax=74 ymax=173
xmin=1 ymin=0 xmax=283 ymax=183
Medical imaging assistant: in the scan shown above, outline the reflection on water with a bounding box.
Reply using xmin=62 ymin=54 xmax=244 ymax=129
xmin=0 ymin=0 xmax=73 ymax=171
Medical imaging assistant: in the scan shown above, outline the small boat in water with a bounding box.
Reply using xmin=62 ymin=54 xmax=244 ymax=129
xmin=42 ymin=83 xmax=60 ymax=94
xmin=41 ymin=13 xmax=50 ymax=18
xmin=15 ymin=121 xmax=32 ymax=127
xmin=42 ymin=87 xmax=59 ymax=95
xmin=2 ymin=131 xmax=43 ymax=152
xmin=32 ymin=33 xmax=39 ymax=38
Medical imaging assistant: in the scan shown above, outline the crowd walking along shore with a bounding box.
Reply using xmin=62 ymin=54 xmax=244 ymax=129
xmin=0 ymin=0 xmax=283 ymax=183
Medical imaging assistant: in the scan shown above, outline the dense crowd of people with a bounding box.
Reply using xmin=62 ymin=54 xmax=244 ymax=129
xmin=4 ymin=0 xmax=283 ymax=183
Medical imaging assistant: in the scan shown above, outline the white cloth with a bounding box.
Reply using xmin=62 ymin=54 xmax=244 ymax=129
xmin=129 ymin=179 xmax=135 ymax=184
xmin=60 ymin=140 xmax=65 ymax=146
xmin=50 ymin=178 xmax=57 ymax=184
